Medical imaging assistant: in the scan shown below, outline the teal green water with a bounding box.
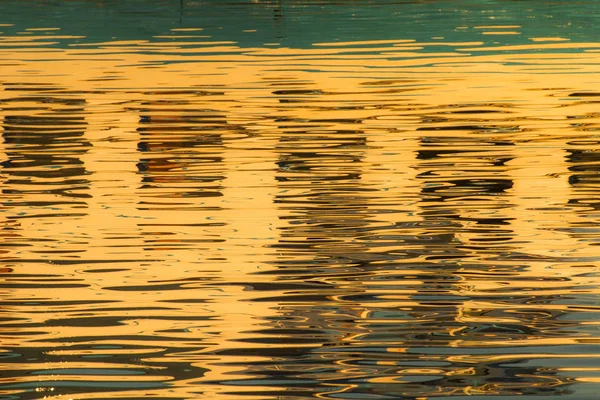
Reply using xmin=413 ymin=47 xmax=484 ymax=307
xmin=2 ymin=0 xmax=600 ymax=49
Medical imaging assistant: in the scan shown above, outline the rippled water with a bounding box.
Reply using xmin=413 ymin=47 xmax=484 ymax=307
xmin=3 ymin=1 xmax=600 ymax=399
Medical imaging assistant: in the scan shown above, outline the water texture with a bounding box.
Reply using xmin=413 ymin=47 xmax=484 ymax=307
xmin=2 ymin=1 xmax=600 ymax=399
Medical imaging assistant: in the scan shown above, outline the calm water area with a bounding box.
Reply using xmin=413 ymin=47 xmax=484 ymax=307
xmin=3 ymin=1 xmax=600 ymax=399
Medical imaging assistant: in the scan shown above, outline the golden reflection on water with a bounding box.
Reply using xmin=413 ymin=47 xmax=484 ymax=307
xmin=2 ymin=17 xmax=600 ymax=400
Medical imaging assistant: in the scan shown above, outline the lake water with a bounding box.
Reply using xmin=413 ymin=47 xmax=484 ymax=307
xmin=2 ymin=1 xmax=600 ymax=399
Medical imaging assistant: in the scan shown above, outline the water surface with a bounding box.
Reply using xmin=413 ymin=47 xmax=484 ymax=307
xmin=2 ymin=1 xmax=600 ymax=399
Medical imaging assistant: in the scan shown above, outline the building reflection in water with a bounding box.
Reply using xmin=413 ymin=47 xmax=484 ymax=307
xmin=406 ymin=128 xmax=569 ymax=397
xmin=0 ymin=85 xmax=96 ymax=389
xmin=0 ymin=85 xmax=90 ymax=261
xmin=135 ymin=97 xmax=226 ymax=256
xmin=4 ymin=13 xmax=600 ymax=397
xmin=233 ymin=94 xmax=579 ymax=398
